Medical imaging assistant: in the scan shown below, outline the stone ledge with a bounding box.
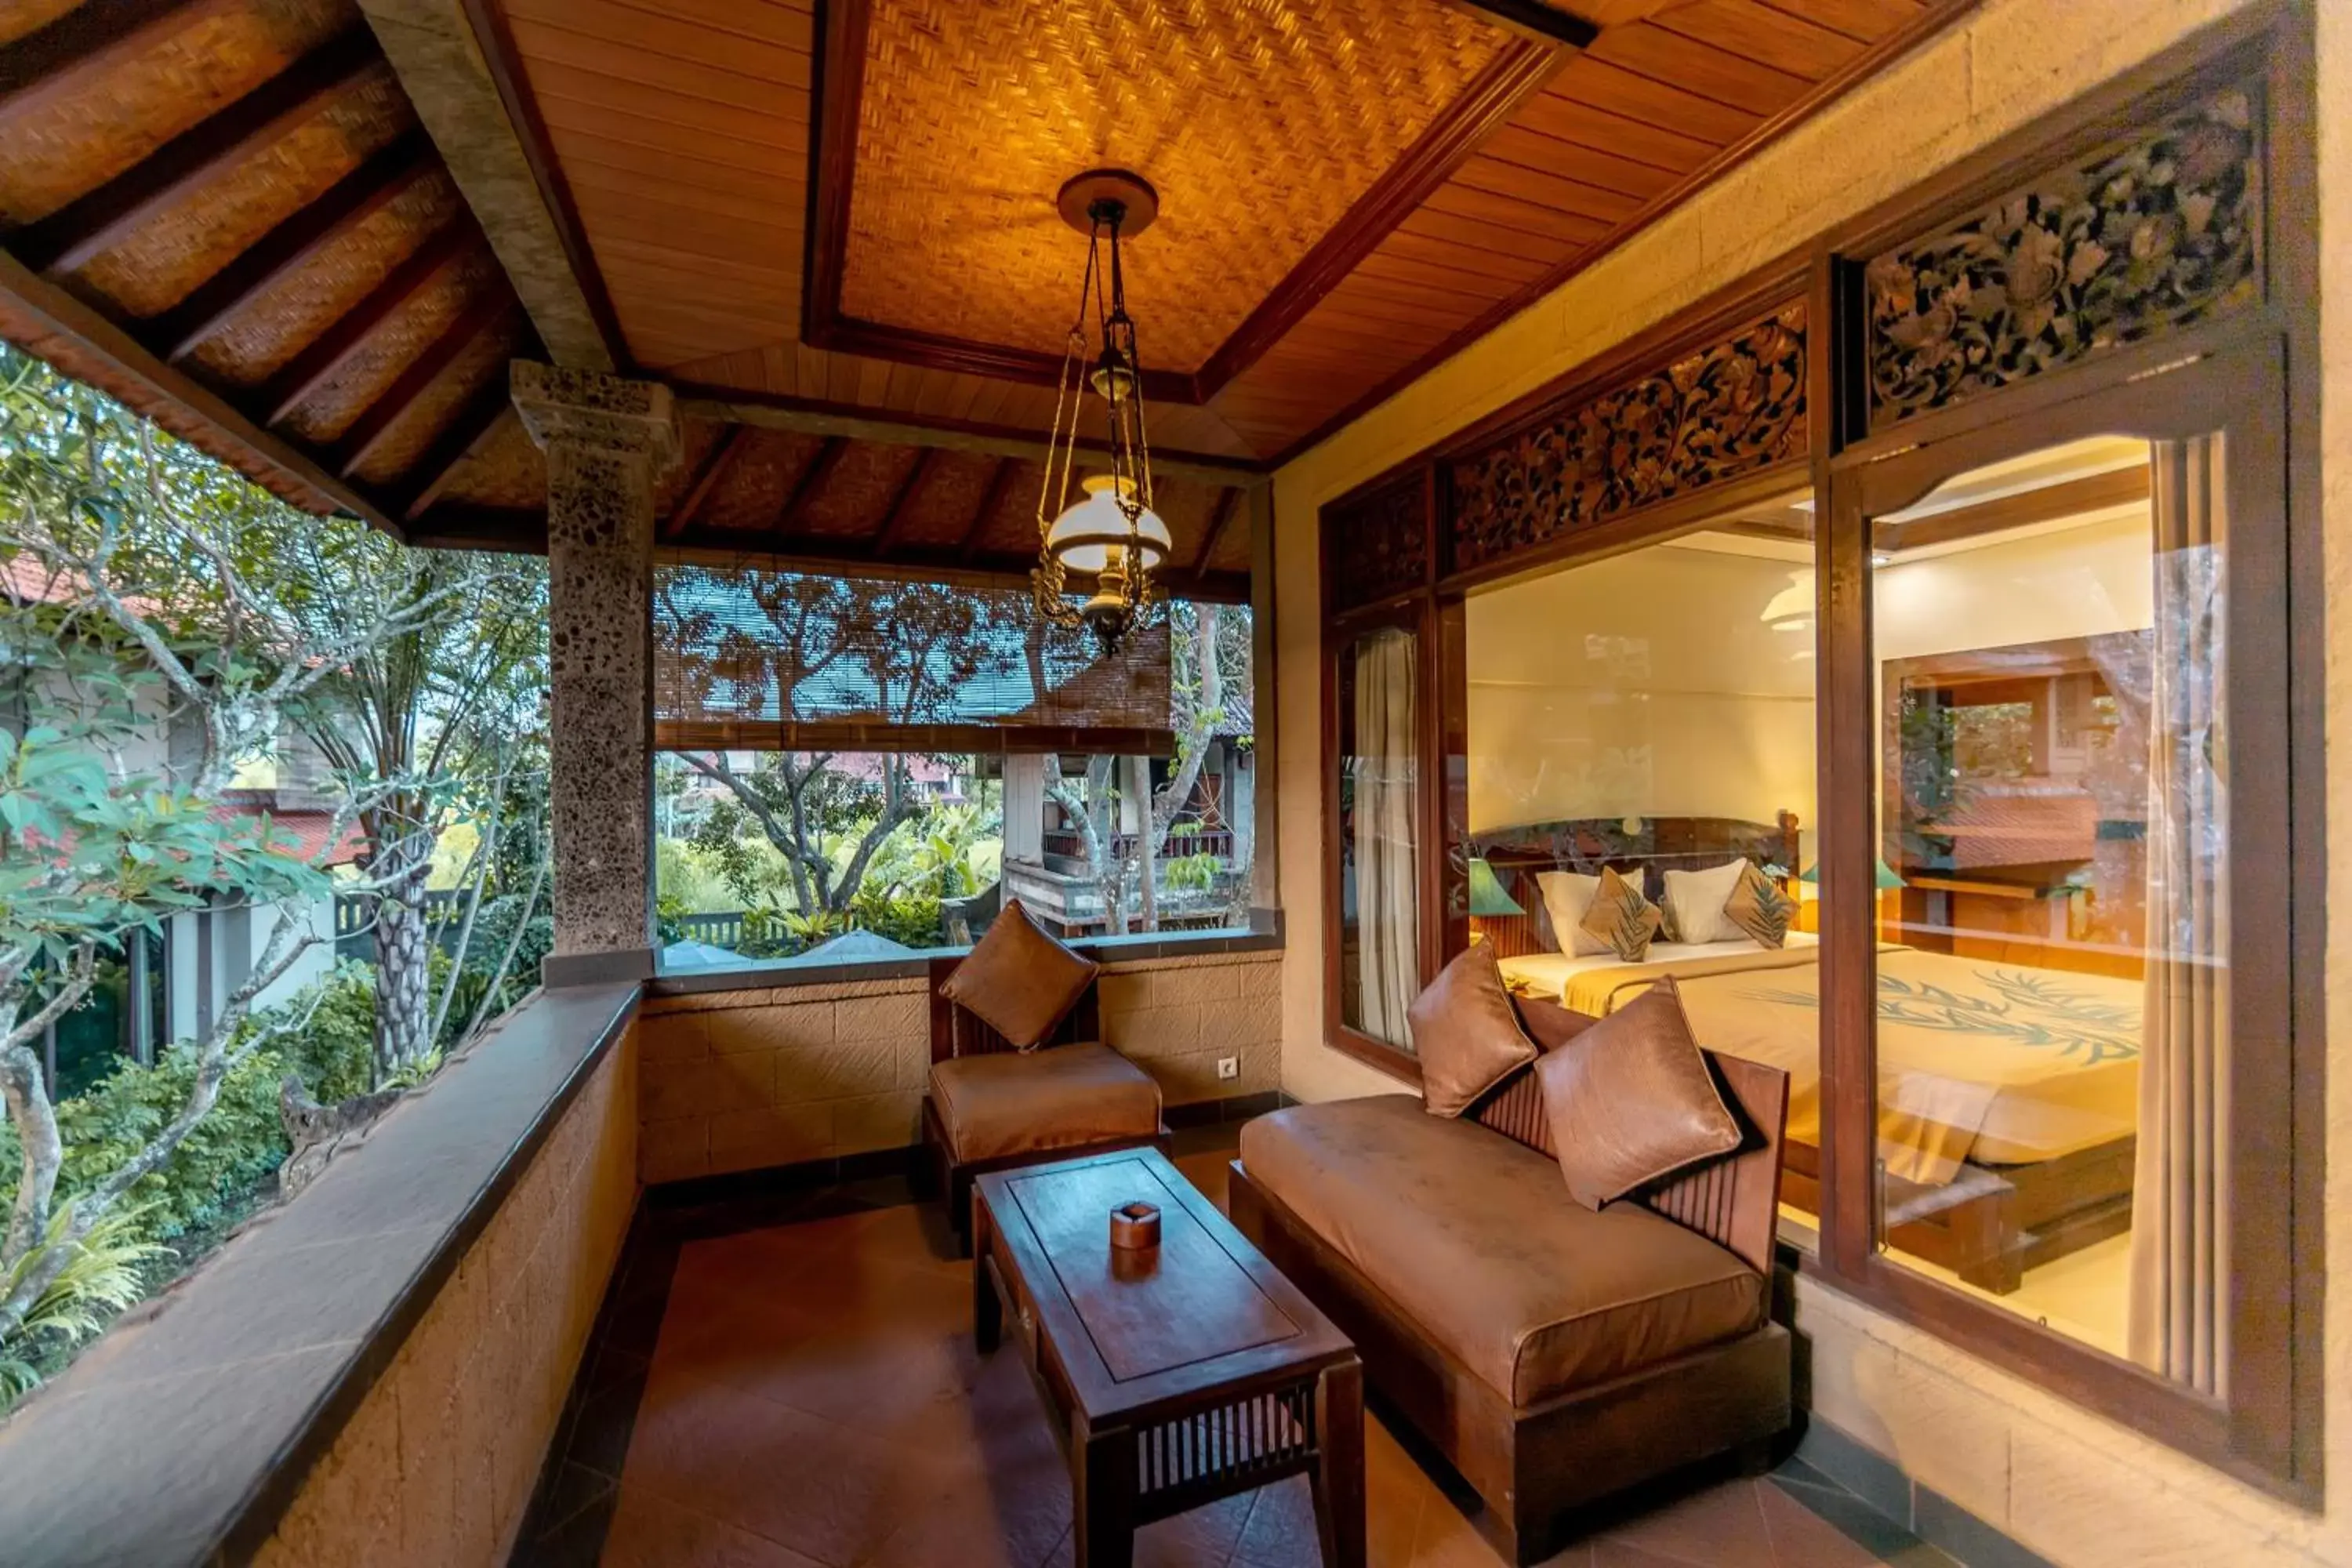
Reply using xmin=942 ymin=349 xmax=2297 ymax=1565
xmin=645 ymin=914 xmax=1285 ymax=1000
xmin=0 ymin=982 xmax=643 ymax=1568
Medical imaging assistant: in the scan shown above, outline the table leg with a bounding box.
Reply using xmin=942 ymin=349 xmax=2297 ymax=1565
xmin=1071 ymin=1419 xmax=1135 ymax=1568
xmin=1310 ymin=1359 xmax=1366 ymax=1568
xmin=972 ymin=1197 xmax=1001 ymax=1354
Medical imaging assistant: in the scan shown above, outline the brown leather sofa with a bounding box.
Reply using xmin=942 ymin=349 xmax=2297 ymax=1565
xmin=1228 ymin=996 xmax=1791 ymax=1565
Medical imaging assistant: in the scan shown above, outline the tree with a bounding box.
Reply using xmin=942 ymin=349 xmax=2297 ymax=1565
xmin=1044 ymin=600 xmax=1249 ymax=933
xmin=0 ymin=347 xmax=549 ymax=1080
xmin=660 ymin=570 xmax=1018 ymax=916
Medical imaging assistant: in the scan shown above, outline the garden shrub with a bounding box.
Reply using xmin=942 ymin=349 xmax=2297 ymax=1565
xmin=850 ymin=890 xmax=942 ymax=949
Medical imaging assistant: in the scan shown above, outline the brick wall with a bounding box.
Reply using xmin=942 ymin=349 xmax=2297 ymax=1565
xmin=637 ymin=949 xmax=1283 ymax=1184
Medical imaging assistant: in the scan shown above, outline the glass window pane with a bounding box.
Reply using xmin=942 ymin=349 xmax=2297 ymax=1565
xmin=1869 ymin=434 xmax=2226 ymax=1392
xmin=1338 ymin=626 xmax=1421 ymax=1046
xmin=1460 ymin=496 xmax=1820 ymax=1230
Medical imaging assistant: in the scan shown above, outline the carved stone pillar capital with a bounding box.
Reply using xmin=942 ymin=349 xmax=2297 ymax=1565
xmin=510 ymin=361 xmax=680 ymax=473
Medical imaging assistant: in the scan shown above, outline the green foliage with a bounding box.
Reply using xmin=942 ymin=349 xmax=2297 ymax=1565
xmin=848 ymin=890 xmax=942 ymax=949
xmin=270 ymin=961 xmax=379 ymax=1103
xmin=0 ymin=1208 xmax=164 ymax=1404
xmin=1163 ymin=851 xmax=1221 ymax=894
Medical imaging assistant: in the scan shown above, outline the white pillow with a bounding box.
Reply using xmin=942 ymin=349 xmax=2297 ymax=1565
xmin=1535 ymin=870 xmax=1613 ymax=956
xmin=1659 ymin=859 xmax=1750 ymax=946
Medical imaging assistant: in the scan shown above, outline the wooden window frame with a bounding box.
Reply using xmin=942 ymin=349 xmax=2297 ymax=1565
xmin=1312 ymin=0 xmax=2321 ymax=1502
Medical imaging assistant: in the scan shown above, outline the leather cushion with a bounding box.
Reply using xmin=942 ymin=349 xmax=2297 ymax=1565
xmin=1535 ymin=977 xmax=1741 ymax=1210
xmin=938 ymin=898 xmax=1098 ymax=1049
xmin=928 ymin=1042 xmax=1162 ymax=1163
xmin=1408 ymin=939 xmax=1538 ymax=1117
xmin=1578 ymin=867 xmax=1661 ymax=963
xmin=1240 ymin=1095 xmax=1762 ymax=1406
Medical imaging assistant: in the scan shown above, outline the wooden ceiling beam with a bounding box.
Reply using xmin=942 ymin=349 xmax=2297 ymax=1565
xmin=259 ymin=218 xmax=477 ymax=425
xmin=775 ymin=437 xmax=848 ymax=536
xmin=1191 ymin=487 xmax=1240 ymax=572
xmin=332 ymin=291 xmax=510 ymax=477
xmin=956 ymin=456 xmax=1018 ymax=563
xmin=397 ymin=361 xmax=528 ymax=524
xmin=676 ymin=387 xmax=1267 ymax=486
xmin=868 ymin=447 xmax=936 ymax=555
xmin=1446 ymin=0 xmax=1602 ymax=49
xmin=7 ymin=26 xmax=378 ymax=276
xmin=153 ymin=129 xmax=437 ymax=363
xmin=661 ymin=424 xmax=750 ymax=539
xmin=0 ymin=0 xmax=241 ymax=123
xmin=0 ymin=249 xmax=394 ymax=530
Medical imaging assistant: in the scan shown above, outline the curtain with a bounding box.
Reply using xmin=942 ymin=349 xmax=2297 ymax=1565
xmin=1352 ymin=629 xmax=1420 ymax=1046
xmin=2127 ymin=435 xmax=2231 ymax=1398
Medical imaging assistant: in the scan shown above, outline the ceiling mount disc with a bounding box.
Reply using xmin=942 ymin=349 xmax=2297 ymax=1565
xmin=1056 ymin=169 xmax=1159 ymax=236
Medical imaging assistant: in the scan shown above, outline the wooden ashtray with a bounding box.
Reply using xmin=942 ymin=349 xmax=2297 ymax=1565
xmin=1109 ymin=1201 xmax=1162 ymax=1250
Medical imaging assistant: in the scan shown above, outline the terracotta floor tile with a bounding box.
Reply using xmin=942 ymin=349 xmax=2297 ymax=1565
xmin=1755 ymin=1479 xmax=1896 ymax=1568
xmin=583 ymin=1158 xmax=1922 ymax=1568
xmin=1589 ymin=1480 xmax=1775 ymax=1568
xmin=599 ymin=1488 xmax=826 ymax=1567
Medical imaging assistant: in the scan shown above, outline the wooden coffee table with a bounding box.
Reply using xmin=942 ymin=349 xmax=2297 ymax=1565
xmin=972 ymin=1145 xmax=1364 ymax=1568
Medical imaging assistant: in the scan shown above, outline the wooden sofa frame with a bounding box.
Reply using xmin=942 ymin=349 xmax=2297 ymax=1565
xmin=918 ymin=955 xmax=1171 ymax=1256
xmin=1228 ymin=997 xmax=1793 ymax=1565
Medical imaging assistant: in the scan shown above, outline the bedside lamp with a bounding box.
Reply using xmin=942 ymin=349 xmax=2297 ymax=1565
xmin=1467 ymin=857 xmax=1523 ymax=944
xmin=1798 ymin=858 xmax=1907 ymax=938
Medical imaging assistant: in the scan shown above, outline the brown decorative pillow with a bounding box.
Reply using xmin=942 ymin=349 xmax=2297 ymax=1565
xmin=1409 ymin=939 xmax=1540 ymax=1117
xmin=1533 ymin=977 xmax=1742 ymax=1210
xmin=1578 ymin=867 xmax=1662 ymax=964
xmin=938 ymin=899 xmax=1099 ymax=1051
xmin=1723 ymin=861 xmax=1796 ymax=949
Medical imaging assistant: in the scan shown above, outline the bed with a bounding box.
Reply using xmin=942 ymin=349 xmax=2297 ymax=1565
xmin=1473 ymin=815 xmax=2141 ymax=1294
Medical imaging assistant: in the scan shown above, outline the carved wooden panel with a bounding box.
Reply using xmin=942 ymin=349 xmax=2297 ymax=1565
xmin=1866 ymin=82 xmax=2263 ymax=429
xmin=1445 ymin=302 xmax=1806 ymax=574
xmin=1323 ymin=470 xmax=1429 ymax=613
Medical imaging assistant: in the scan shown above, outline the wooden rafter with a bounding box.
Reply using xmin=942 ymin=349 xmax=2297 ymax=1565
xmin=0 ymin=250 xmax=393 ymax=529
xmin=662 ymin=425 xmax=747 ymax=539
xmin=0 ymin=0 xmax=237 ymax=123
xmin=1446 ymin=0 xmax=1600 ymax=48
xmin=7 ymin=27 xmax=377 ymax=276
xmin=332 ymin=291 xmax=510 ymax=477
xmin=398 ymin=365 xmax=527 ymax=523
xmin=775 ymin=437 xmax=848 ymax=537
xmin=154 ymin=130 xmax=435 ymax=363
xmin=956 ymin=456 xmax=1018 ymax=563
xmin=1191 ymin=487 xmax=1240 ymax=572
xmin=259 ymin=219 xmax=477 ymax=425
xmin=869 ymin=448 xmax=936 ymax=555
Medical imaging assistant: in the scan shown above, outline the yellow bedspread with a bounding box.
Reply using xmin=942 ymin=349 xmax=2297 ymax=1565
xmin=1554 ymin=946 xmax=2140 ymax=1185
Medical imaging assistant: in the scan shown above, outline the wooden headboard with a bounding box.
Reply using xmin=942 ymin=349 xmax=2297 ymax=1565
xmin=1471 ymin=811 xmax=1801 ymax=960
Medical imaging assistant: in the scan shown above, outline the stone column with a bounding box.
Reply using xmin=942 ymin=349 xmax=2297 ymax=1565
xmin=511 ymin=362 xmax=678 ymax=979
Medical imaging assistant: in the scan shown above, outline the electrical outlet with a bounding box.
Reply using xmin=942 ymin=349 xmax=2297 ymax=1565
xmin=1217 ymin=1055 xmax=1240 ymax=1081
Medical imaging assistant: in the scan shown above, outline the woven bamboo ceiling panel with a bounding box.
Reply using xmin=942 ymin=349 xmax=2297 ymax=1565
xmin=838 ymin=0 xmax=1515 ymax=372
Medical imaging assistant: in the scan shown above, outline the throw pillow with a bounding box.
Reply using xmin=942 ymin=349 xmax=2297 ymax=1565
xmin=937 ymin=898 xmax=1098 ymax=1050
xmin=1533 ymin=977 xmax=1743 ymax=1210
xmin=1578 ymin=867 xmax=1662 ymax=964
xmin=1659 ymin=858 xmax=1748 ymax=946
xmin=1534 ymin=869 xmax=1613 ymax=956
xmin=1409 ymin=939 xmax=1541 ymax=1117
xmin=1723 ymin=861 xmax=1797 ymax=949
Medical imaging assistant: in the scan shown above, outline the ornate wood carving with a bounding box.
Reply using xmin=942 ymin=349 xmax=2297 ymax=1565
xmin=1444 ymin=303 xmax=1806 ymax=575
xmin=1323 ymin=470 xmax=1428 ymax=613
xmin=1866 ymin=82 xmax=2263 ymax=429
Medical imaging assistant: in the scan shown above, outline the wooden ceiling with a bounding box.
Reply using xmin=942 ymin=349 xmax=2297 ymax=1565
xmin=0 ymin=0 xmax=1973 ymax=595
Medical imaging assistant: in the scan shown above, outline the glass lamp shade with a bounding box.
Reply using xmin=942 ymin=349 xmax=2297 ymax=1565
xmin=1798 ymin=858 xmax=1907 ymax=890
xmin=1466 ymin=857 xmax=1524 ymax=917
xmin=1047 ymin=474 xmax=1172 ymax=575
